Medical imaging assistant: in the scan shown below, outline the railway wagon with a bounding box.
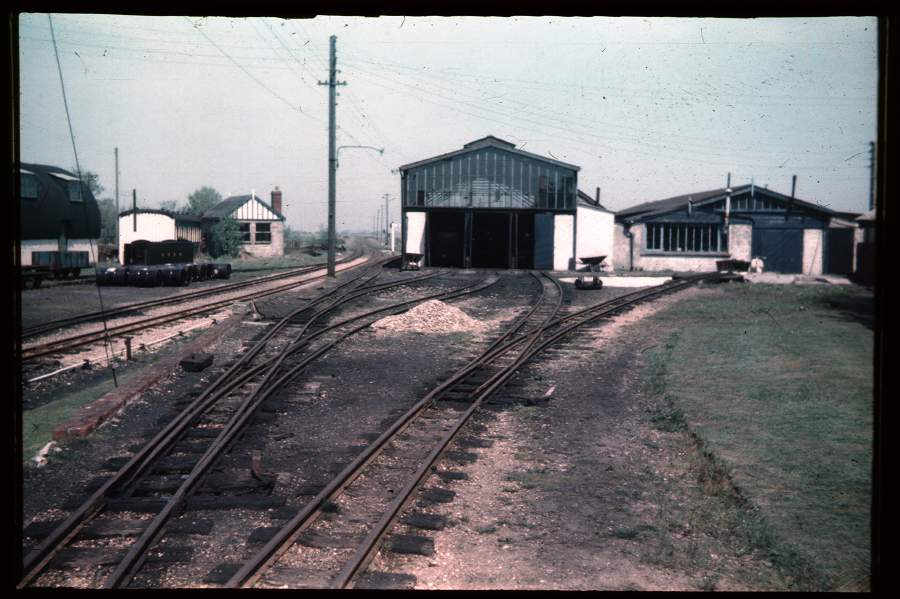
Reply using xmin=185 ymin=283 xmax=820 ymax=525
xmin=97 ymin=239 xmax=231 ymax=286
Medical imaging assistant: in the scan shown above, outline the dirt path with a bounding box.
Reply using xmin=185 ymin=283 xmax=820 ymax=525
xmin=372 ymin=285 xmax=788 ymax=590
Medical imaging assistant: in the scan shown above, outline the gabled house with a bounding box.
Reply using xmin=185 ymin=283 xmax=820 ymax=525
xmin=202 ymin=188 xmax=286 ymax=257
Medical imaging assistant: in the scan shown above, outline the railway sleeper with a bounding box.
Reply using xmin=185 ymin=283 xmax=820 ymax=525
xmin=385 ymin=534 xmax=434 ymax=556
xmin=52 ymin=545 xmax=194 ymax=569
xmin=402 ymin=512 xmax=448 ymax=531
xmin=150 ymin=456 xmax=203 ymax=474
xmin=457 ymin=437 xmax=494 ymax=448
xmin=24 ymin=516 xmax=211 ymax=542
xmin=419 ymin=487 xmax=456 ymax=504
xmin=443 ymin=450 xmax=479 ymax=464
xmin=296 ymin=530 xmax=360 ymax=549
xmin=185 ymin=494 xmax=285 ymax=511
xmin=355 ymin=571 xmax=418 ymax=590
xmin=435 ymin=470 xmax=468 ymax=482
xmin=131 ymin=475 xmax=187 ymax=496
xmin=201 ymin=471 xmax=274 ymax=494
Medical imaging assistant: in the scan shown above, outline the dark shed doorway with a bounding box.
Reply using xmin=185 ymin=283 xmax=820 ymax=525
xmin=515 ymin=213 xmax=535 ymax=269
xmin=534 ymin=213 xmax=555 ymax=270
xmin=471 ymin=212 xmax=510 ymax=268
xmin=752 ymin=228 xmax=803 ymax=273
xmin=428 ymin=211 xmax=465 ymax=267
xmin=825 ymin=228 xmax=854 ymax=275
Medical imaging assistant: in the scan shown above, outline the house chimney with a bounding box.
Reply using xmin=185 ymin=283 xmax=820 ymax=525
xmin=271 ymin=187 xmax=283 ymax=214
xmin=595 ymin=187 xmax=601 ymax=204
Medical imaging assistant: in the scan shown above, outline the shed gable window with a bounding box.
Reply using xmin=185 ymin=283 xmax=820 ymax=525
xmin=21 ymin=173 xmax=39 ymax=199
xmin=255 ymin=222 xmax=271 ymax=244
xmin=239 ymin=222 xmax=251 ymax=243
xmin=645 ymin=223 xmax=727 ymax=253
xmin=403 ymin=149 xmax=576 ymax=211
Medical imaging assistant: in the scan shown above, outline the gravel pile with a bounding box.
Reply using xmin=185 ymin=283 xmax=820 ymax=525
xmin=371 ymin=299 xmax=488 ymax=335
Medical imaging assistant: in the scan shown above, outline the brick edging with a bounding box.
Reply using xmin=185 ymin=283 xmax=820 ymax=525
xmin=51 ymin=312 xmax=245 ymax=442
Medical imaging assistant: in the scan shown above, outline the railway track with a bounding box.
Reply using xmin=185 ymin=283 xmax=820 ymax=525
xmin=19 ymin=266 xmax=500 ymax=589
xmin=221 ymin=271 xmax=722 ymax=589
xmin=20 ymin=252 xmax=369 ymax=363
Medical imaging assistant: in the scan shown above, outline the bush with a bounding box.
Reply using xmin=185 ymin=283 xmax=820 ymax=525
xmin=208 ymin=216 xmax=243 ymax=258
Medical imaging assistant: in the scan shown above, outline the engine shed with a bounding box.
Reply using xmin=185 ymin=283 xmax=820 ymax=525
xmin=400 ymin=136 xmax=594 ymax=270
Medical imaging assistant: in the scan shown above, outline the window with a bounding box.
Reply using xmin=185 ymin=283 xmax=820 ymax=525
xmin=21 ymin=173 xmax=38 ymax=199
xmin=255 ymin=222 xmax=271 ymax=244
xmin=645 ymin=223 xmax=727 ymax=253
xmin=66 ymin=180 xmax=84 ymax=202
xmin=239 ymin=222 xmax=251 ymax=243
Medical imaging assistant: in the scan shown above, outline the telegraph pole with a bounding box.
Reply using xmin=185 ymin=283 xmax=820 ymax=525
xmin=377 ymin=205 xmax=383 ymax=242
xmin=114 ymin=147 xmax=119 ymax=252
xmin=318 ymin=35 xmax=346 ymax=277
xmin=383 ymin=193 xmax=391 ymax=246
xmin=869 ymin=141 xmax=876 ymax=211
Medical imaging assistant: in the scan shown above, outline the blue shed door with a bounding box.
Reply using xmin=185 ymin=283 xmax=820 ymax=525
xmin=752 ymin=228 xmax=803 ymax=273
xmin=534 ymin=213 xmax=555 ymax=270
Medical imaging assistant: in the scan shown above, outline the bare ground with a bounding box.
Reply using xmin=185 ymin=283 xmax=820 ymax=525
xmin=371 ymin=284 xmax=788 ymax=590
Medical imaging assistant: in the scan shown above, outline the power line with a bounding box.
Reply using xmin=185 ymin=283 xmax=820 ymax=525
xmin=183 ymin=16 xmax=325 ymax=125
xmin=48 ymin=13 xmax=118 ymax=387
xmin=339 ymin=53 xmax=870 ymax=158
xmin=343 ymin=59 xmax=867 ymax=171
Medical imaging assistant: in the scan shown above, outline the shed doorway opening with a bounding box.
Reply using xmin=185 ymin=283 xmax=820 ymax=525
xmin=752 ymin=228 xmax=803 ymax=273
xmin=428 ymin=211 xmax=465 ymax=267
xmin=515 ymin=213 xmax=535 ymax=270
xmin=472 ymin=212 xmax=511 ymax=268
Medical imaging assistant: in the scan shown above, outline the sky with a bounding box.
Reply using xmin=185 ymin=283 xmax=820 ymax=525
xmin=18 ymin=14 xmax=878 ymax=232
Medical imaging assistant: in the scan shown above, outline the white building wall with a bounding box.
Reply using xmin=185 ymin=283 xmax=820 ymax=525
xmin=21 ymin=239 xmax=97 ymax=267
xmin=118 ymin=213 xmax=176 ymax=264
xmin=803 ymin=228 xmax=824 ymax=276
xmin=575 ymin=205 xmax=614 ymax=269
xmin=405 ymin=212 xmax=426 ymax=259
xmin=553 ymin=213 xmax=575 ymax=271
xmin=240 ymin=221 xmax=285 ymax=258
xmin=234 ymin=196 xmax=281 ymax=221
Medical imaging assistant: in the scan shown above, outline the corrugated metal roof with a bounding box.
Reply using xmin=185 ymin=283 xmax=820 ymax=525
xmin=398 ymin=136 xmax=581 ymax=172
xmin=616 ymin=184 xmax=837 ymax=222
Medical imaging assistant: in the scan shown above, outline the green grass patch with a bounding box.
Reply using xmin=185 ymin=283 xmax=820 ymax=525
xmin=643 ymin=283 xmax=873 ymax=591
xmin=22 ymin=366 xmax=143 ymax=461
xmin=228 ymin=251 xmax=327 ymax=272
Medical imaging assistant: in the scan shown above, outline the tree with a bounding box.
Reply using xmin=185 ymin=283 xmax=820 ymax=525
xmin=159 ymin=199 xmax=183 ymax=212
xmin=96 ymin=197 xmax=118 ymax=244
xmin=187 ymin=186 xmax=222 ymax=216
xmin=70 ymin=166 xmax=104 ymax=197
xmin=208 ymin=215 xmax=243 ymax=258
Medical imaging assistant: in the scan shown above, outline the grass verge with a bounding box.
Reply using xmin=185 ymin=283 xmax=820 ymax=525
xmin=642 ymin=283 xmax=872 ymax=591
xmin=24 ymin=371 xmax=134 ymax=461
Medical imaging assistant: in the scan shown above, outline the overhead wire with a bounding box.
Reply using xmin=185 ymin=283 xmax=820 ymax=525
xmin=339 ymin=57 xmax=867 ymax=172
xmin=338 ymin=52 xmax=870 ymax=162
xmin=47 ymin=13 xmax=118 ymax=387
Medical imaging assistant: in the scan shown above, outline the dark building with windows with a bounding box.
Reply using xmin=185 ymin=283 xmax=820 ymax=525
xmin=614 ymin=185 xmax=860 ymax=275
xmin=400 ymin=136 xmax=613 ymax=270
xmin=19 ymin=163 xmax=101 ymax=272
